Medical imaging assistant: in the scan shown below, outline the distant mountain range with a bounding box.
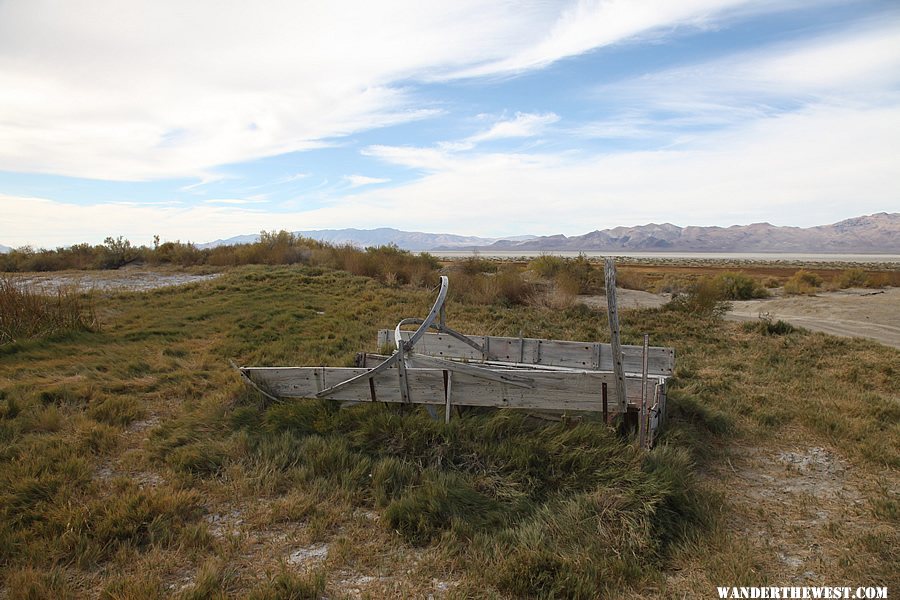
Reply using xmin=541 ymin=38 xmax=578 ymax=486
xmin=3 ymin=213 xmax=897 ymax=255
xmin=200 ymin=213 xmax=900 ymax=254
xmin=0 ymin=244 xmax=10 ymax=254
xmin=198 ymin=228 xmax=537 ymax=251
xmin=451 ymin=213 xmax=899 ymax=254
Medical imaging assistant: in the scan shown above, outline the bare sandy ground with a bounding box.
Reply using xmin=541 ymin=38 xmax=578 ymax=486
xmin=727 ymin=287 xmax=900 ymax=349
xmin=9 ymin=267 xmax=222 ymax=293
xmin=579 ymin=287 xmax=900 ymax=350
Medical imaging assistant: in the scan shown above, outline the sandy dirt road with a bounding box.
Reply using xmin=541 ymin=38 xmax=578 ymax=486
xmin=579 ymin=287 xmax=900 ymax=350
xmin=727 ymin=287 xmax=900 ymax=349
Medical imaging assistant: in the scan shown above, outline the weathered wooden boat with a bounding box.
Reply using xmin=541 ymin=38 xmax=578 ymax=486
xmin=238 ymin=260 xmax=674 ymax=447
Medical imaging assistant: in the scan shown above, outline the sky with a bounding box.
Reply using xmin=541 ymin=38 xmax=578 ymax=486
xmin=1 ymin=0 xmax=899 ymax=248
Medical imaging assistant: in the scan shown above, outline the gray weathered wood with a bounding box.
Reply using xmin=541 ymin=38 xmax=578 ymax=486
xmin=240 ymin=365 xmax=666 ymax=416
xmin=605 ymin=258 xmax=627 ymax=412
xmin=380 ymin=330 xmax=675 ymax=376
xmin=639 ymin=333 xmax=649 ymax=449
xmin=395 ymin=276 xmax=448 ymax=351
xmin=357 ymin=353 xmax=665 ymax=405
xmin=409 ymin=353 xmax=535 ymax=389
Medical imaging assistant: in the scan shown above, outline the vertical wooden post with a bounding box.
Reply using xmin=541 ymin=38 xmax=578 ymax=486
xmin=604 ymin=258 xmax=627 ymax=413
xmin=639 ymin=333 xmax=650 ymax=449
xmin=444 ymin=371 xmax=453 ymax=424
xmin=396 ymin=345 xmax=411 ymax=403
xmin=518 ymin=330 xmax=525 ymax=364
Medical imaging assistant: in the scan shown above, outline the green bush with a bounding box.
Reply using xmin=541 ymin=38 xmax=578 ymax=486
xmin=449 ymin=267 xmax=534 ymax=306
xmin=742 ymin=315 xmax=797 ymax=336
xmin=713 ymin=272 xmax=769 ymax=300
xmin=458 ymin=256 xmax=498 ymax=275
xmin=664 ymin=276 xmax=729 ymax=317
xmin=836 ymin=268 xmax=869 ymax=288
xmin=783 ymin=270 xmax=822 ymax=295
xmin=529 ymin=253 xmax=596 ymax=294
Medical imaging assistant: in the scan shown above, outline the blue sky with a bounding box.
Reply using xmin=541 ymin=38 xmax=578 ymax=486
xmin=1 ymin=0 xmax=898 ymax=248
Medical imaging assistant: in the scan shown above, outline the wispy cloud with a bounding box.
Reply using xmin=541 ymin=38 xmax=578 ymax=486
xmin=441 ymin=0 xmax=793 ymax=79
xmin=467 ymin=112 xmax=560 ymax=143
xmin=203 ymin=198 xmax=269 ymax=205
xmin=6 ymin=99 xmax=896 ymax=247
xmin=0 ymin=0 xmax=799 ymax=181
xmin=344 ymin=175 xmax=390 ymax=188
xmin=349 ymin=102 xmax=900 ymax=234
xmin=582 ymin=18 xmax=900 ymax=139
xmin=276 ymin=173 xmax=310 ymax=184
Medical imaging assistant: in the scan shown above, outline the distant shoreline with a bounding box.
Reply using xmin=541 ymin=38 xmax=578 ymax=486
xmin=431 ymin=250 xmax=900 ymax=265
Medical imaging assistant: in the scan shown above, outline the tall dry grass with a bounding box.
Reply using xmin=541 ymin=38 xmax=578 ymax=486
xmin=0 ymin=276 xmax=99 ymax=344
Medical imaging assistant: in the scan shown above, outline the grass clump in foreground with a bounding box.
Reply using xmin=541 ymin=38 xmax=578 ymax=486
xmin=0 ymin=264 xmax=897 ymax=597
xmin=224 ymin=402 xmax=710 ymax=598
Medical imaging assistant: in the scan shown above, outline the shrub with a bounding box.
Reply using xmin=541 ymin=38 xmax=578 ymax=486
xmin=664 ymin=276 xmax=729 ymax=317
xmin=713 ymin=272 xmax=769 ymax=300
xmin=449 ymin=268 xmax=534 ymax=306
xmin=836 ymin=268 xmax=869 ymax=289
xmin=458 ymin=256 xmax=497 ymax=275
xmin=95 ymin=236 xmax=140 ymax=269
xmin=529 ymin=254 xmax=567 ymax=278
xmin=616 ymin=269 xmax=648 ymax=291
xmin=866 ymin=270 xmax=900 ymax=288
xmin=528 ymin=254 xmax=596 ymax=294
xmin=783 ymin=270 xmax=822 ymax=295
xmin=331 ymin=244 xmax=439 ymax=287
xmin=741 ymin=314 xmax=796 ymax=336
xmin=653 ymin=274 xmax=693 ymax=295
xmin=526 ymin=282 xmax=577 ymax=310
xmin=151 ymin=241 xmax=205 ymax=266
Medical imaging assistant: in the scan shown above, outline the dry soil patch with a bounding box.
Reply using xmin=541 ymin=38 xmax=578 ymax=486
xmin=12 ymin=267 xmax=221 ymax=293
xmin=727 ymin=287 xmax=900 ymax=349
xmin=579 ymin=287 xmax=900 ymax=349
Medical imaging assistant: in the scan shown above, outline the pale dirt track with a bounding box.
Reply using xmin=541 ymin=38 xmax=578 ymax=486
xmin=579 ymin=287 xmax=900 ymax=350
xmin=726 ymin=287 xmax=900 ymax=349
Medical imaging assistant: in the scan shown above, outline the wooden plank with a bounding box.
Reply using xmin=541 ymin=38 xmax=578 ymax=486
xmin=360 ymin=353 xmax=655 ymax=404
xmin=241 ymin=366 xmax=639 ymax=412
xmin=381 ymin=330 xmax=675 ymax=376
xmin=605 ymin=258 xmax=628 ymax=413
xmin=639 ymin=333 xmax=649 ymax=449
xmin=243 ymin=366 xmax=441 ymax=404
xmin=409 ymin=354 xmax=535 ymax=388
